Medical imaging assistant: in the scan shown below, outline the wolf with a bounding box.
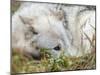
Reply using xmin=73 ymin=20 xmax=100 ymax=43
xmin=12 ymin=2 xmax=95 ymax=59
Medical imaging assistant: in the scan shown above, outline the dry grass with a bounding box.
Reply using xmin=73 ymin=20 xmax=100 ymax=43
xmin=11 ymin=1 xmax=20 ymax=14
xmin=11 ymin=48 xmax=96 ymax=74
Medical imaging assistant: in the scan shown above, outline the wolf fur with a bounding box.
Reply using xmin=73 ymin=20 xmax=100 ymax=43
xmin=12 ymin=2 xmax=95 ymax=58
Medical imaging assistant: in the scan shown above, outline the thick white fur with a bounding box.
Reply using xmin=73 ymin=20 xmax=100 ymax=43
xmin=12 ymin=2 xmax=95 ymax=58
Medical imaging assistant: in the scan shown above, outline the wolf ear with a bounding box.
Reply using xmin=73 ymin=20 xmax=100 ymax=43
xmin=19 ymin=15 xmax=34 ymax=25
xmin=50 ymin=10 xmax=64 ymax=20
xmin=56 ymin=11 xmax=64 ymax=20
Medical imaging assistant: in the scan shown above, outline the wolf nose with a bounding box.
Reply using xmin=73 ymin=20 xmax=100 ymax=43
xmin=31 ymin=53 xmax=41 ymax=60
xmin=53 ymin=45 xmax=61 ymax=51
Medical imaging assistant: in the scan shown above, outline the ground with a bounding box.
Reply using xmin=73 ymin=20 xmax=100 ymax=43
xmin=11 ymin=48 xmax=96 ymax=74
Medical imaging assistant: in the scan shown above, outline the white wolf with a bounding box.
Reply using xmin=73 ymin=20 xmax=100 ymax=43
xmin=12 ymin=2 xmax=95 ymax=59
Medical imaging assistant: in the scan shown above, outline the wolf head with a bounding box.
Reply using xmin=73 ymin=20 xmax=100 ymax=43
xmin=12 ymin=3 xmax=82 ymax=59
xmin=17 ymin=8 xmax=71 ymax=59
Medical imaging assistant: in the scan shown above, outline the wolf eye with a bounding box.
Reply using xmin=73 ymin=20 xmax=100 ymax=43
xmin=29 ymin=27 xmax=38 ymax=35
xmin=32 ymin=31 xmax=38 ymax=35
xmin=53 ymin=45 xmax=61 ymax=51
